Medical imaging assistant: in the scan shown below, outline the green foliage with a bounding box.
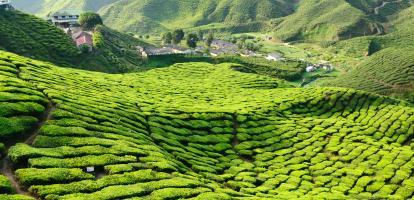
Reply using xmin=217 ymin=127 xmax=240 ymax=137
xmin=162 ymin=32 xmax=173 ymax=45
xmin=326 ymin=47 xmax=414 ymax=102
xmin=205 ymin=31 xmax=214 ymax=47
xmin=0 ymin=194 xmax=34 ymax=200
xmin=85 ymin=25 xmax=149 ymax=73
xmin=79 ymin=12 xmax=103 ymax=30
xmin=0 ymin=10 xmax=79 ymax=65
xmin=0 ymin=50 xmax=413 ymax=199
xmin=186 ymin=33 xmax=199 ymax=49
xmin=0 ymin=175 xmax=12 ymax=194
xmin=173 ymin=29 xmax=185 ymax=44
xmin=15 ymin=168 xmax=94 ymax=186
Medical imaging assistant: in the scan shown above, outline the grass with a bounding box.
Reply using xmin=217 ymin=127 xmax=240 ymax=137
xmin=0 ymin=50 xmax=413 ymax=199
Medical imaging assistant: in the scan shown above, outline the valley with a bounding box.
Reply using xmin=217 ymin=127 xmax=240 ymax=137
xmin=0 ymin=0 xmax=413 ymax=199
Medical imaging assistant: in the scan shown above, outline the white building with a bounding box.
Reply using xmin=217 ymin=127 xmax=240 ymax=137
xmin=49 ymin=10 xmax=81 ymax=28
xmin=0 ymin=0 xmax=13 ymax=10
xmin=265 ymin=53 xmax=284 ymax=61
xmin=306 ymin=65 xmax=315 ymax=72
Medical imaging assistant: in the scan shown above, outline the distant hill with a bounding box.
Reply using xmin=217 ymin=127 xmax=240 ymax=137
xmin=12 ymin=0 xmax=119 ymax=16
xmin=11 ymin=0 xmax=414 ymax=42
xmin=99 ymin=0 xmax=296 ymax=34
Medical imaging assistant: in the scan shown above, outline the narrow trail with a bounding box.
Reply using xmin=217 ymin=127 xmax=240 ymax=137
xmin=0 ymin=97 xmax=56 ymax=196
xmin=231 ymin=113 xmax=252 ymax=162
xmin=374 ymin=0 xmax=402 ymax=14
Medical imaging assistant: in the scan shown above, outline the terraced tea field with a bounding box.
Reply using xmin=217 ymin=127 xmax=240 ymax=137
xmin=328 ymin=47 xmax=414 ymax=102
xmin=0 ymin=50 xmax=413 ymax=200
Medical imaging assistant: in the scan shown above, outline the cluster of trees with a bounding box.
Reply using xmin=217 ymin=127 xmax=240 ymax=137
xmin=162 ymin=29 xmax=214 ymax=49
xmin=226 ymin=35 xmax=263 ymax=51
xmin=78 ymin=12 xmax=103 ymax=30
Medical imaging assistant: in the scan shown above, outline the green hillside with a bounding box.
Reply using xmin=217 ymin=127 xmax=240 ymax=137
xmin=0 ymin=9 xmax=150 ymax=73
xmin=273 ymin=0 xmax=379 ymax=42
xmin=78 ymin=25 xmax=150 ymax=73
xmin=99 ymin=0 xmax=296 ymax=34
xmin=12 ymin=0 xmax=414 ymax=42
xmin=0 ymin=9 xmax=80 ymax=66
xmin=12 ymin=0 xmax=119 ymax=16
xmin=0 ymin=50 xmax=413 ymax=199
xmin=326 ymin=47 xmax=414 ymax=102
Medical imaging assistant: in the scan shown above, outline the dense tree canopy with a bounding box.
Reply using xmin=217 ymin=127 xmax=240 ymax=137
xmin=79 ymin=12 xmax=103 ymax=30
xmin=173 ymin=29 xmax=185 ymax=44
xmin=186 ymin=33 xmax=199 ymax=49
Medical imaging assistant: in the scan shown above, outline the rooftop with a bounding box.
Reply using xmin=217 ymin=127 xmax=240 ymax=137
xmin=0 ymin=0 xmax=10 ymax=5
xmin=50 ymin=9 xmax=81 ymax=17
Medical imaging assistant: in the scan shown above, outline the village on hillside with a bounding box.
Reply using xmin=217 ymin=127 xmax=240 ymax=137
xmin=47 ymin=10 xmax=94 ymax=52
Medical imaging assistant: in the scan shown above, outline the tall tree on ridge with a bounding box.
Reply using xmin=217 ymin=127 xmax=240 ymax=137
xmin=172 ymin=29 xmax=185 ymax=44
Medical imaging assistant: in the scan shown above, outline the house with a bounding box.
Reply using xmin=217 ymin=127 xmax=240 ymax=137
xmin=72 ymin=31 xmax=93 ymax=51
xmin=265 ymin=53 xmax=284 ymax=61
xmin=49 ymin=10 xmax=81 ymax=28
xmin=144 ymin=45 xmax=190 ymax=56
xmin=211 ymin=40 xmax=238 ymax=50
xmin=0 ymin=0 xmax=13 ymax=10
xmin=306 ymin=65 xmax=315 ymax=72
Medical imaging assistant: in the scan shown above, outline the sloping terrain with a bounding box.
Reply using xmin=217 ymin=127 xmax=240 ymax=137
xmin=79 ymin=25 xmax=150 ymax=73
xmin=0 ymin=9 xmax=80 ymax=66
xmin=0 ymin=50 xmax=413 ymax=199
xmin=273 ymin=0 xmax=380 ymax=42
xmin=12 ymin=0 xmax=414 ymax=41
xmin=327 ymin=47 xmax=414 ymax=102
xmin=0 ymin=9 xmax=149 ymax=73
xmin=98 ymin=0 xmax=296 ymax=34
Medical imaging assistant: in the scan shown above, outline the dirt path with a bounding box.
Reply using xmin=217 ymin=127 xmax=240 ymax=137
xmin=231 ymin=113 xmax=252 ymax=162
xmin=0 ymin=99 xmax=56 ymax=196
xmin=374 ymin=0 xmax=402 ymax=14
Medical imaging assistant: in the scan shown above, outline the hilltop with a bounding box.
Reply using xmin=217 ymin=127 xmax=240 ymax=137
xmin=12 ymin=0 xmax=414 ymax=42
xmin=0 ymin=50 xmax=413 ymax=199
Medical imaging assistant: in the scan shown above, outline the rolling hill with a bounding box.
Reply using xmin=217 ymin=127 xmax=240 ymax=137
xmin=326 ymin=47 xmax=414 ymax=102
xmin=0 ymin=9 xmax=80 ymax=66
xmin=0 ymin=50 xmax=413 ymax=199
xmin=12 ymin=0 xmax=414 ymax=42
xmin=0 ymin=8 xmax=149 ymax=73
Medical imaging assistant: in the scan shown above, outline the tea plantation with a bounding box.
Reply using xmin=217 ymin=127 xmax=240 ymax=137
xmin=327 ymin=47 xmax=414 ymax=102
xmin=0 ymin=50 xmax=413 ymax=199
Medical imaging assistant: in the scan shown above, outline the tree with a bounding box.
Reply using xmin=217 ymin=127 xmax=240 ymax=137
xmin=186 ymin=33 xmax=199 ymax=49
xmin=205 ymin=31 xmax=214 ymax=48
xmin=172 ymin=29 xmax=185 ymax=44
xmin=79 ymin=12 xmax=103 ymax=30
xmin=162 ymin=32 xmax=173 ymax=44
xmin=197 ymin=30 xmax=204 ymax=41
xmin=79 ymin=44 xmax=91 ymax=54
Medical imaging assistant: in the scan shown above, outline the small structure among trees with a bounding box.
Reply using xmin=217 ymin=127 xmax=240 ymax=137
xmin=72 ymin=31 xmax=93 ymax=52
xmin=0 ymin=0 xmax=13 ymax=10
